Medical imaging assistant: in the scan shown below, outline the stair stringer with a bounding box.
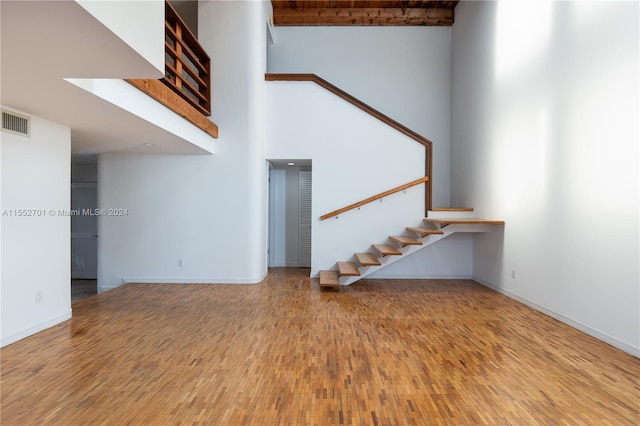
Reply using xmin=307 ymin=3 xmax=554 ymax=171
xmin=338 ymin=223 xmax=494 ymax=286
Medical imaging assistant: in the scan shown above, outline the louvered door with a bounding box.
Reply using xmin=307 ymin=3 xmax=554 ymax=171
xmin=298 ymin=171 xmax=312 ymax=267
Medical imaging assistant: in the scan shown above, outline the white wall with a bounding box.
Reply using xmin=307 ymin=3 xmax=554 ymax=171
xmin=76 ymin=0 xmax=165 ymax=75
xmin=268 ymin=26 xmax=452 ymax=207
xmin=267 ymin=81 xmax=443 ymax=275
xmin=451 ymin=1 xmax=639 ymax=356
xmin=98 ymin=1 xmax=271 ymax=290
xmin=1 ymin=109 xmax=71 ymax=346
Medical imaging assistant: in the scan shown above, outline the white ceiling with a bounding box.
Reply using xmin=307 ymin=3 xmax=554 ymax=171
xmin=269 ymin=159 xmax=313 ymax=168
xmin=1 ymin=0 xmax=214 ymax=156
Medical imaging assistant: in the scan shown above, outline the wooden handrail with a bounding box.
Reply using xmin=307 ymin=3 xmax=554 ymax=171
xmin=265 ymin=73 xmax=433 ymax=214
xmin=320 ymin=176 xmax=429 ymax=220
xmin=164 ymin=1 xmax=211 ymax=116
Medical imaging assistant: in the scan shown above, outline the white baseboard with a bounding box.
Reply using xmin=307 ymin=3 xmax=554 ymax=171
xmin=473 ymin=276 xmax=640 ymax=358
xmin=309 ymin=273 xmax=472 ymax=280
xmin=121 ymin=271 xmax=268 ymax=286
xmin=368 ymin=274 xmax=473 ymax=280
xmin=1 ymin=310 xmax=72 ymax=348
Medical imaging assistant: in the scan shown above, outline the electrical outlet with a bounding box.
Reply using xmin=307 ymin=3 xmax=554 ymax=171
xmin=178 ymin=258 xmax=184 ymax=267
xmin=511 ymin=269 xmax=516 ymax=279
xmin=35 ymin=289 xmax=43 ymax=304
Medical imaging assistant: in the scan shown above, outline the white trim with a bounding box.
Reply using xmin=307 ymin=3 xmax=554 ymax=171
xmin=1 ymin=310 xmax=72 ymax=347
xmin=121 ymin=271 xmax=268 ymax=285
xmin=368 ymin=274 xmax=473 ymax=280
xmin=473 ymin=276 xmax=640 ymax=358
xmin=309 ymin=273 xmax=472 ymax=280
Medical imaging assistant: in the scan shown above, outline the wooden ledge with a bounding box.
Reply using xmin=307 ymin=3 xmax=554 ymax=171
xmin=127 ymin=79 xmax=218 ymax=139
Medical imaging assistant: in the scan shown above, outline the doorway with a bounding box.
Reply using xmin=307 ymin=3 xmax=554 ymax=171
xmin=71 ymin=155 xmax=98 ymax=303
xmin=268 ymin=160 xmax=312 ymax=268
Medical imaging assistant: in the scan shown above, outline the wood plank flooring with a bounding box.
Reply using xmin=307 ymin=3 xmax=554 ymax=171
xmin=2 ymin=268 xmax=639 ymax=425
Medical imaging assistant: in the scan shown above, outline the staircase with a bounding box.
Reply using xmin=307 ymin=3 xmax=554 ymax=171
xmin=319 ymin=208 xmax=504 ymax=288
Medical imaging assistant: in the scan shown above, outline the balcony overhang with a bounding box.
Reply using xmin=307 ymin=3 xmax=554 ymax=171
xmin=1 ymin=0 xmax=215 ymax=155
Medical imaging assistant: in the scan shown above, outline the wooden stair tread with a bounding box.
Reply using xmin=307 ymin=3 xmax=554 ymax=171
xmin=372 ymin=244 xmax=402 ymax=256
xmin=390 ymin=236 xmax=422 ymax=246
xmin=423 ymin=218 xmax=505 ymax=225
xmin=406 ymin=227 xmax=444 ymax=236
xmin=355 ymin=252 xmax=381 ymax=266
xmin=319 ymin=270 xmax=339 ymax=287
xmin=337 ymin=262 xmax=360 ymax=276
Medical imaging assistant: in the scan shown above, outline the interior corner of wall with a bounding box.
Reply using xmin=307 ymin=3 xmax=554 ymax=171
xmin=267 ymin=19 xmax=276 ymax=45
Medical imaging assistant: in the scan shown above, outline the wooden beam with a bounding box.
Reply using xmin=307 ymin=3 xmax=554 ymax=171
xmin=272 ymin=7 xmax=455 ymax=26
xmin=127 ymin=79 xmax=218 ymax=139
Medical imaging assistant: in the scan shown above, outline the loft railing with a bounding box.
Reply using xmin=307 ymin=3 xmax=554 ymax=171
xmin=164 ymin=0 xmax=211 ymax=116
xmin=320 ymin=177 xmax=429 ymax=220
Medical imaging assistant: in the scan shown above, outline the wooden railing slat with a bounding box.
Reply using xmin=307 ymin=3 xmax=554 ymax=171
xmin=320 ymin=176 xmax=429 ymax=221
xmin=164 ymin=42 xmax=209 ymax=88
xmin=165 ymin=63 xmax=208 ymax=103
xmin=163 ymin=0 xmax=210 ymax=115
xmin=164 ymin=22 xmax=209 ymax=76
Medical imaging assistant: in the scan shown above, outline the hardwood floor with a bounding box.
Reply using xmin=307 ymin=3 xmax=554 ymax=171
xmin=2 ymin=268 xmax=638 ymax=425
xmin=71 ymin=279 xmax=97 ymax=304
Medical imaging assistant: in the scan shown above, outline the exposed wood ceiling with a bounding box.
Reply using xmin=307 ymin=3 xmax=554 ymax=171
xmin=271 ymin=1 xmax=459 ymax=26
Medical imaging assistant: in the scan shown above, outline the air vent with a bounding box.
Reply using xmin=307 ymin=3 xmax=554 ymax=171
xmin=2 ymin=110 xmax=30 ymax=137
